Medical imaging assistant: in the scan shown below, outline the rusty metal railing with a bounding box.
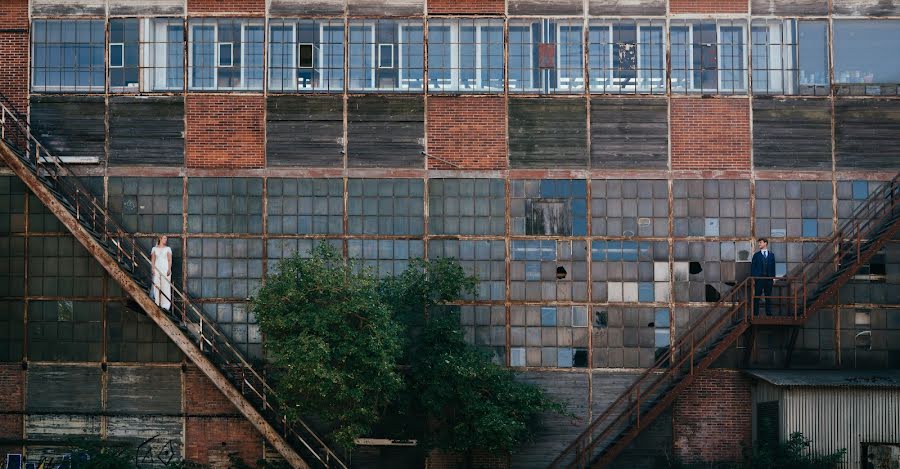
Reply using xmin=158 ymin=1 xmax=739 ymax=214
xmin=551 ymin=174 xmax=899 ymax=468
xmin=0 ymin=94 xmax=347 ymax=469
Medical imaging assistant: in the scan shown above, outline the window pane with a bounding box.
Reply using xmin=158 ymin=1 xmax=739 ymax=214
xmin=188 ymin=19 xmax=264 ymax=91
xmin=670 ymin=20 xmax=748 ymax=95
xmin=509 ymin=19 xmax=583 ymax=94
xmin=798 ymin=21 xmax=828 ymax=92
xmin=428 ymin=19 xmax=503 ymax=93
xmin=349 ymin=20 xmax=423 ymax=92
xmin=32 ymin=19 xmax=105 ymax=92
xmin=190 ymin=25 xmax=215 ymax=89
xmin=590 ymin=20 xmax=666 ymax=94
xmin=834 ymin=20 xmax=900 ymax=94
xmin=146 ymin=19 xmax=184 ymax=91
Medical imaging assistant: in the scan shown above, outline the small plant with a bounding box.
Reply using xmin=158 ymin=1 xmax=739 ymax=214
xmin=743 ymin=431 xmax=846 ymax=469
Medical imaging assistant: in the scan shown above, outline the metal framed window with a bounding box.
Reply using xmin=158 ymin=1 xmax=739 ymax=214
xmin=671 ymin=19 xmax=748 ymax=95
xmin=833 ymin=19 xmax=900 ymax=96
xmin=589 ymin=20 xmax=666 ymax=94
xmin=750 ymin=19 xmax=829 ymax=96
xmin=268 ymin=19 xmax=344 ymax=92
xmin=143 ymin=18 xmax=185 ymax=92
xmin=348 ymin=19 xmax=424 ymax=92
xmin=31 ymin=19 xmax=106 ymax=92
xmin=188 ymin=18 xmax=264 ymax=91
xmin=508 ymin=19 xmax=584 ymax=94
xmin=428 ymin=18 xmax=504 ymax=93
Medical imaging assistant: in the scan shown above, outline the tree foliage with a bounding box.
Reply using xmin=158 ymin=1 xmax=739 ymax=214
xmin=252 ymin=243 xmax=405 ymax=447
xmin=252 ymin=243 xmax=564 ymax=454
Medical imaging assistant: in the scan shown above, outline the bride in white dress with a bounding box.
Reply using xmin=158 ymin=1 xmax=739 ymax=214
xmin=150 ymin=235 xmax=173 ymax=311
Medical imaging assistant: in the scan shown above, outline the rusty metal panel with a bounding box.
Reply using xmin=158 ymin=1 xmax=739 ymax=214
xmin=25 ymin=364 xmax=102 ymax=413
xmin=347 ymin=0 xmax=424 ymax=16
xmin=270 ymin=0 xmax=344 ymax=15
xmin=833 ymin=0 xmax=900 ymax=16
xmin=109 ymin=0 xmax=185 ymax=15
xmin=538 ymin=44 xmax=557 ymax=69
xmin=107 ymin=366 xmax=182 ymax=415
xmin=589 ymin=0 xmax=666 ymax=15
xmin=31 ymin=1 xmax=106 ymax=16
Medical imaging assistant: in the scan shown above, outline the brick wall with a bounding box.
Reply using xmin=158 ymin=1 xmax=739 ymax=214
xmin=185 ymin=95 xmax=266 ymax=169
xmin=426 ymin=450 xmax=509 ymax=468
xmin=183 ymin=366 xmax=239 ymax=416
xmin=428 ymin=0 xmax=505 ymax=14
xmin=0 ymin=364 xmax=23 ymax=411
xmin=670 ymin=0 xmax=749 ymax=13
xmin=185 ymin=417 xmax=264 ymax=466
xmin=0 ymin=0 xmax=28 ymax=111
xmin=427 ymin=96 xmax=507 ymax=170
xmin=671 ymin=98 xmax=751 ymax=170
xmin=673 ymin=369 xmax=751 ymax=464
xmin=187 ymin=0 xmax=265 ymax=15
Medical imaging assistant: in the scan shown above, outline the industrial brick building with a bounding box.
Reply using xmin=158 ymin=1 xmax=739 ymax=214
xmin=0 ymin=0 xmax=898 ymax=468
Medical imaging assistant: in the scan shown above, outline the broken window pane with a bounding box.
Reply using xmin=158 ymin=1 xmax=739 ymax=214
xmin=589 ymin=20 xmax=666 ymax=94
xmin=508 ymin=19 xmax=584 ymax=94
xmin=268 ymin=19 xmax=344 ymax=92
xmin=671 ymin=19 xmax=748 ymax=95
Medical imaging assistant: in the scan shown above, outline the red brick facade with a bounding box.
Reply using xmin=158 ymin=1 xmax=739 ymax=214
xmin=673 ymin=369 xmax=752 ymax=464
xmin=0 ymin=364 xmax=23 ymax=411
xmin=0 ymin=0 xmax=28 ymax=112
xmin=187 ymin=0 xmax=265 ymax=15
xmin=428 ymin=0 xmax=505 ymax=14
xmin=671 ymin=98 xmax=751 ymax=170
xmin=670 ymin=0 xmax=749 ymax=13
xmin=427 ymin=96 xmax=507 ymax=170
xmin=185 ymin=95 xmax=266 ymax=169
xmin=183 ymin=366 xmax=240 ymax=415
xmin=426 ymin=450 xmax=509 ymax=468
xmin=186 ymin=417 xmax=265 ymax=466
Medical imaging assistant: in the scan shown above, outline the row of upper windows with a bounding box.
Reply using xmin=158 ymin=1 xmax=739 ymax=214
xmin=31 ymin=18 xmax=900 ymax=95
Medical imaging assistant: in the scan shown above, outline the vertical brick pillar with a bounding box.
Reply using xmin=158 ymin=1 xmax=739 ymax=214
xmin=428 ymin=0 xmax=505 ymax=14
xmin=187 ymin=0 xmax=265 ymax=15
xmin=427 ymin=96 xmax=507 ymax=170
xmin=0 ymin=0 xmax=29 ymax=112
xmin=0 ymin=364 xmax=24 ymax=454
xmin=670 ymin=0 xmax=749 ymax=13
xmin=185 ymin=95 xmax=266 ymax=169
xmin=673 ymin=369 xmax=751 ymax=464
xmin=183 ymin=367 xmax=265 ymax=466
xmin=671 ymin=98 xmax=751 ymax=170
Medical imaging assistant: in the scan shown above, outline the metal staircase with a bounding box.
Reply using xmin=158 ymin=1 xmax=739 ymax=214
xmin=0 ymin=95 xmax=348 ymax=469
xmin=550 ymin=173 xmax=900 ymax=469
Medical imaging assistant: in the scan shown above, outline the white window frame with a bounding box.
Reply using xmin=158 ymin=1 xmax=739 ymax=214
xmin=398 ymin=22 xmax=425 ymax=90
xmin=143 ymin=18 xmax=185 ymax=92
xmin=109 ymin=42 xmax=125 ymax=69
xmin=240 ymin=23 xmax=265 ymax=90
xmin=590 ymin=22 xmax=665 ymax=93
xmin=267 ymin=22 xmax=296 ymax=91
xmin=716 ymin=22 xmax=749 ymax=93
xmin=671 ymin=23 xmax=696 ymax=91
xmin=378 ymin=43 xmax=394 ymax=69
xmin=636 ymin=24 xmax=666 ymax=92
xmin=348 ymin=24 xmax=376 ymax=90
xmin=427 ymin=23 xmax=455 ymax=91
xmin=188 ymin=22 xmax=218 ymax=91
xmin=750 ymin=19 xmax=799 ymax=95
xmin=320 ymin=23 xmax=344 ymax=91
xmin=298 ymin=42 xmax=315 ymax=69
xmin=508 ymin=23 xmax=535 ymax=91
xmin=218 ymin=42 xmax=234 ymax=67
xmin=555 ymin=23 xmax=584 ymax=92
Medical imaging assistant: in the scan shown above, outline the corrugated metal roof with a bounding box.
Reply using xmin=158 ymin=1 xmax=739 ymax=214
xmin=745 ymin=369 xmax=900 ymax=388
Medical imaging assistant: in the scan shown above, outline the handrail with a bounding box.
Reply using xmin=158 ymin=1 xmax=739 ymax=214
xmin=552 ymin=172 xmax=900 ymax=468
xmin=0 ymin=97 xmax=347 ymax=469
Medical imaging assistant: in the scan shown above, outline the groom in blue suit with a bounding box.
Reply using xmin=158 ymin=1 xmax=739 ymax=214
xmin=751 ymin=238 xmax=777 ymax=316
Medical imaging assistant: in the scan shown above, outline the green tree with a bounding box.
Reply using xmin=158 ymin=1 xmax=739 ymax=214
xmin=253 ymin=244 xmax=563 ymax=456
xmin=252 ymin=243 xmax=405 ymax=447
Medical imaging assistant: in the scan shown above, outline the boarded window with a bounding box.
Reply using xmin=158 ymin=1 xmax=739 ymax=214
xmin=756 ymin=401 xmax=779 ymax=448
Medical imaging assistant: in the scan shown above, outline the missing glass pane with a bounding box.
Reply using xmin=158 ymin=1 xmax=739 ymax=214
xmin=298 ymin=43 xmax=314 ymax=68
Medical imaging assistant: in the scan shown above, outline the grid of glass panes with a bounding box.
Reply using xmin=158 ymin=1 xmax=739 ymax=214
xmin=510 ymin=305 xmax=589 ymax=368
xmin=201 ymin=302 xmax=262 ymax=360
xmin=28 ymin=237 xmax=105 ymax=297
xmin=429 ymin=240 xmax=506 ymax=301
xmin=837 ymin=180 xmax=884 ymax=227
xmin=186 ymin=178 xmax=263 ymax=234
xmin=28 ymin=300 xmax=103 ymax=361
xmin=143 ymin=18 xmax=185 ymax=91
xmin=755 ymin=180 xmax=833 ymax=239
xmin=769 ymin=241 xmax=823 ymax=278
xmin=32 ymin=19 xmax=106 ymax=92
xmin=673 ymin=180 xmax=751 ymax=237
xmin=833 ymin=20 xmax=900 ymax=96
xmin=751 ymin=19 xmax=829 ymax=96
xmin=266 ymin=239 xmax=343 ymax=275
xmin=428 ymin=19 xmax=504 ymax=93
xmin=591 ymin=179 xmax=668 ymax=237
xmin=348 ymin=20 xmax=424 ymax=92
xmin=188 ymin=18 xmax=264 ymax=91
xmin=109 ymin=19 xmax=140 ymax=92
xmin=672 ymin=241 xmax=752 ymax=302
xmin=347 ymin=179 xmax=424 ymax=235
xmin=29 ymin=193 xmax=66 ymax=233
xmin=589 ymin=20 xmax=666 ymax=94
xmin=840 ymin=244 xmax=899 ymax=306
xmin=108 ymin=177 xmax=183 ymax=234
xmin=508 ymin=19 xmax=584 ymax=94
xmin=0 ymin=301 xmax=24 ymax=361
xmin=510 ymin=240 xmax=588 ymax=302
xmin=428 ymin=179 xmax=505 ymax=236
xmin=510 ymin=179 xmax=587 ymax=236
xmin=267 ymin=178 xmax=343 ymax=235
xmin=591 ymin=240 xmax=669 ymax=303
xmin=185 ymin=238 xmax=264 ymax=299
xmin=592 ymin=306 xmax=658 ymax=368
xmin=458 ymin=305 xmax=506 ymax=365
xmin=122 ymin=237 xmax=182 ymax=299
xmin=347 ymin=239 xmax=425 ymax=277
xmin=269 ymin=19 xmax=344 ymax=92
xmin=0 ymin=177 xmax=26 ymax=234
xmin=670 ymin=20 xmax=748 ymax=94
xmin=107 ymin=302 xmax=181 ymax=362
xmin=0 ymin=237 xmax=25 ymax=297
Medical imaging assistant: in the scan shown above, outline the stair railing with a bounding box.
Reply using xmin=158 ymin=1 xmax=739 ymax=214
xmin=0 ymin=97 xmax=347 ymax=469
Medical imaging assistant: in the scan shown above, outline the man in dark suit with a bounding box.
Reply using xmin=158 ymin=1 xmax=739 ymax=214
xmin=751 ymin=238 xmax=777 ymax=316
